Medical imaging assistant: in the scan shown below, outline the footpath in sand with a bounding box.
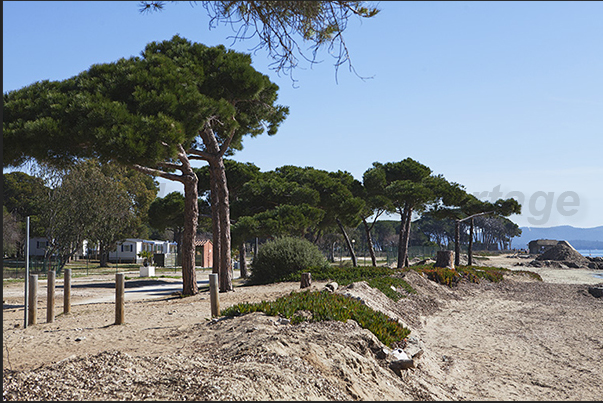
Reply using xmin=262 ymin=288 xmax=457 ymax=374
xmin=3 ymin=255 xmax=603 ymax=400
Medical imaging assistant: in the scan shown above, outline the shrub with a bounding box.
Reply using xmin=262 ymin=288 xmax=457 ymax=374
xmin=250 ymin=237 xmax=330 ymax=284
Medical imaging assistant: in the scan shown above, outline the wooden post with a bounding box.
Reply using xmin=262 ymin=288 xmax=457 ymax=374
xmin=435 ymin=250 xmax=455 ymax=269
xmin=115 ymin=273 xmax=125 ymax=325
xmin=47 ymin=270 xmax=55 ymax=323
xmin=209 ymin=273 xmax=219 ymax=317
xmin=64 ymin=268 xmax=71 ymax=314
xmin=300 ymin=272 xmax=312 ymax=289
xmin=28 ymin=274 xmax=37 ymax=325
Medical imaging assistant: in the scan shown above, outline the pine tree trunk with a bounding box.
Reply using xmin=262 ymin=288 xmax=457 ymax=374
xmin=99 ymin=244 xmax=109 ymax=267
xmin=181 ymin=172 xmax=199 ymax=296
xmin=398 ymin=204 xmax=412 ymax=268
xmin=397 ymin=214 xmax=406 ymax=269
xmin=209 ymin=165 xmax=221 ymax=274
xmin=468 ymin=217 xmax=474 ymax=266
xmin=454 ymin=220 xmax=461 ymax=267
xmin=362 ymin=217 xmax=377 ymax=267
xmin=215 ymin=158 xmax=233 ymax=292
xmin=336 ymin=218 xmax=357 ymax=267
xmin=330 ymin=241 xmax=336 ymax=262
xmin=239 ymin=242 xmax=247 ymax=279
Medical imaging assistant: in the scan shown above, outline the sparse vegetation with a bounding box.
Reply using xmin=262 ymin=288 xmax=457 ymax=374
xmin=282 ymin=265 xmax=415 ymax=301
xmin=408 ymin=264 xmax=542 ymax=287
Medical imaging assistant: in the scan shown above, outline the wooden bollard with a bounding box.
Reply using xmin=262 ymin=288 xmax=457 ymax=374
xmin=28 ymin=274 xmax=38 ymax=325
xmin=300 ymin=272 xmax=312 ymax=289
xmin=115 ymin=273 xmax=125 ymax=325
xmin=64 ymin=268 xmax=71 ymax=314
xmin=435 ymin=250 xmax=455 ymax=269
xmin=209 ymin=273 xmax=219 ymax=317
xmin=47 ymin=270 xmax=55 ymax=323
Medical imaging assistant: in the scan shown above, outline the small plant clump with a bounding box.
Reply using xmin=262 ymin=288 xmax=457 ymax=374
xmin=138 ymin=250 xmax=154 ymax=266
xmin=221 ymin=290 xmax=411 ymax=347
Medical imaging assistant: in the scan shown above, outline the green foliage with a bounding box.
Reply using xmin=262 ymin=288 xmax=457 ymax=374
xmin=250 ymin=237 xmax=330 ymax=284
xmin=138 ymin=250 xmax=154 ymax=265
xmin=3 ymin=171 xmax=48 ymax=237
xmin=413 ymin=265 xmax=462 ymax=287
xmin=3 ymin=207 xmax=21 ymax=256
xmin=141 ymin=1 xmax=380 ymax=78
xmin=232 ymin=166 xmax=365 ymax=241
xmin=221 ymin=290 xmax=410 ymax=347
xmin=3 ymin=35 xmax=289 ymax=169
xmin=148 ymin=192 xmax=186 ymax=232
xmin=366 ymin=276 xmax=412 ymax=301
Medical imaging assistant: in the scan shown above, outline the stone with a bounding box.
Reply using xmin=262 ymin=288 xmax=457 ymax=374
xmin=389 ymin=358 xmax=415 ymax=371
xmin=377 ymin=347 xmax=416 ymax=372
xmin=325 ymin=282 xmax=338 ymax=292
xmin=588 ymin=286 xmax=603 ymax=298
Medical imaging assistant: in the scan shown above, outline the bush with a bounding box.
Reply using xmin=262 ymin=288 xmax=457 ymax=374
xmin=250 ymin=237 xmax=329 ymax=284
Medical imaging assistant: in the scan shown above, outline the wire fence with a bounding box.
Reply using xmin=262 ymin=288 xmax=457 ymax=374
xmin=3 ymin=257 xmax=63 ymax=279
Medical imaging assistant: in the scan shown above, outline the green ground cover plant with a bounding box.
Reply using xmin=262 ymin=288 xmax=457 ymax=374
xmin=221 ymin=290 xmax=411 ymax=347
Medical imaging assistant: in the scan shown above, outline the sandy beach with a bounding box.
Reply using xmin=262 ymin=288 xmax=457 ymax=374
xmin=3 ymin=254 xmax=603 ymax=400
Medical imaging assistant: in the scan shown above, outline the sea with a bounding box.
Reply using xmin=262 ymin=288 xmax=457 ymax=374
xmin=577 ymin=249 xmax=603 ymax=280
xmin=576 ymin=249 xmax=603 ymax=258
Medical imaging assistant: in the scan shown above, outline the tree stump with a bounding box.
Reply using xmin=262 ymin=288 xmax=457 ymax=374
xmin=300 ymin=272 xmax=312 ymax=289
xmin=435 ymin=250 xmax=455 ymax=269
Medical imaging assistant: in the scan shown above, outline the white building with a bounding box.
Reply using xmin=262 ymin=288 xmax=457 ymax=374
xmin=108 ymin=238 xmax=178 ymax=265
xmin=27 ymin=237 xmax=176 ymax=265
xmin=28 ymin=237 xmax=87 ymax=260
xmin=28 ymin=237 xmax=49 ymax=257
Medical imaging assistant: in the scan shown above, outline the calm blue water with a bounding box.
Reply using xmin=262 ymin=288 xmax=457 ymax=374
xmin=577 ymin=249 xmax=603 ymax=258
xmin=577 ymin=250 xmax=603 ymax=280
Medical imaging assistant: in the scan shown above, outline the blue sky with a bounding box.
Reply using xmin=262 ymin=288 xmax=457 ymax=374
xmin=4 ymin=1 xmax=602 ymax=229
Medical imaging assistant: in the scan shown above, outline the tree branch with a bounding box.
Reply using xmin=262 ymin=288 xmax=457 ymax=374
xmin=157 ymin=161 xmax=184 ymax=171
xmin=218 ymin=127 xmax=237 ymax=158
xmin=457 ymin=211 xmax=494 ymax=223
xmin=187 ymin=149 xmax=213 ymax=161
xmin=132 ymin=164 xmax=185 ymax=183
xmin=175 ymin=143 xmax=195 ymax=174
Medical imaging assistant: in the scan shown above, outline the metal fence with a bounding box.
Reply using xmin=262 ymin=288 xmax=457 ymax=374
xmin=3 ymin=257 xmax=63 ymax=279
xmin=329 ymin=245 xmax=448 ymax=266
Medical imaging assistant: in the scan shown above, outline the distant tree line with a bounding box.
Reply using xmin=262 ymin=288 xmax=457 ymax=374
xmin=3 ymin=161 xmax=157 ymax=270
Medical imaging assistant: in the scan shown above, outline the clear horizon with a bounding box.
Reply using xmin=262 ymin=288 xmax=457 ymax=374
xmin=4 ymin=1 xmax=602 ymax=228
